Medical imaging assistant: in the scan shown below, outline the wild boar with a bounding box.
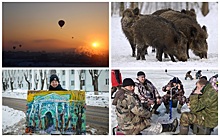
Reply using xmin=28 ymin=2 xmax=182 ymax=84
xmin=160 ymin=10 xmax=208 ymax=59
xmin=121 ymin=8 xmax=139 ymax=57
xmin=132 ymin=15 xmax=188 ymax=62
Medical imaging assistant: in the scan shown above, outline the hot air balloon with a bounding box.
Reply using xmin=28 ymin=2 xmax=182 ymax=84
xmin=13 ymin=46 xmax=16 ymax=50
xmin=58 ymin=20 xmax=65 ymax=28
xmin=72 ymin=37 xmax=74 ymax=39
xmin=19 ymin=44 xmax=22 ymax=47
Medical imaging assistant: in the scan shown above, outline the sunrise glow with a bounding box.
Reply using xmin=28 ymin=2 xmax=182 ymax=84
xmin=92 ymin=42 xmax=98 ymax=47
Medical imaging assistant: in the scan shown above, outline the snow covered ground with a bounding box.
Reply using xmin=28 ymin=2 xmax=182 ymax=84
xmin=111 ymin=69 xmax=218 ymax=135
xmin=2 ymin=106 xmax=26 ymax=132
xmin=111 ymin=3 xmax=218 ymax=68
xmin=2 ymin=91 xmax=109 ymax=134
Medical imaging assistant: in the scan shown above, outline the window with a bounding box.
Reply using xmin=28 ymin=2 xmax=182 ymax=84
xmin=63 ymin=81 xmax=65 ymax=86
xmin=71 ymin=70 xmax=74 ymax=74
xmin=106 ymin=78 xmax=109 ymax=85
xmin=62 ymin=70 xmax=65 ymax=75
xmin=71 ymin=80 xmax=74 ymax=86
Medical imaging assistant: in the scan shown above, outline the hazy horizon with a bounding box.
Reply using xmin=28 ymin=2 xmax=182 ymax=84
xmin=2 ymin=2 xmax=109 ymax=55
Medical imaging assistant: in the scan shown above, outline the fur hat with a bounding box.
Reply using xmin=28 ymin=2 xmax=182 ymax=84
xmin=122 ymin=78 xmax=135 ymax=87
xmin=50 ymin=74 xmax=59 ymax=83
xmin=137 ymin=71 xmax=145 ymax=77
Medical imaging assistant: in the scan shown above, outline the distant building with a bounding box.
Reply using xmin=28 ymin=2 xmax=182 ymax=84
xmin=2 ymin=70 xmax=109 ymax=92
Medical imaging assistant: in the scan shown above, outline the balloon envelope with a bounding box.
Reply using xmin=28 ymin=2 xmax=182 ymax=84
xmin=58 ymin=20 xmax=65 ymax=28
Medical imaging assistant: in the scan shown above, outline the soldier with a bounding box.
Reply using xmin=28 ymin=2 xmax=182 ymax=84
xmin=185 ymin=71 xmax=193 ymax=80
xmin=178 ymin=78 xmax=218 ymax=135
xmin=195 ymin=70 xmax=202 ymax=79
xmin=162 ymin=77 xmax=186 ymax=114
xmin=113 ymin=78 xmax=178 ymax=135
xmin=134 ymin=71 xmax=162 ymax=115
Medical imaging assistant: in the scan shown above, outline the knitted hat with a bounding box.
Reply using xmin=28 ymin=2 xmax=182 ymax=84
xmin=50 ymin=74 xmax=60 ymax=83
xmin=137 ymin=71 xmax=145 ymax=77
xmin=172 ymin=77 xmax=181 ymax=84
xmin=122 ymin=78 xmax=135 ymax=87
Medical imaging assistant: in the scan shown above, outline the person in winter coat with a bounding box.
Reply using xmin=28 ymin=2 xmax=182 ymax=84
xmin=185 ymin=71 xmax=193 ymax=80
xmin=49 ymin=74 xmax=67 ymax=91
xmin=113 ymin=78 xmax=178 ymax=135
xmin=134 ymin=71 xmax=162 ymax=115
xmin=178 ymin=78 xmax=218 ymax=135
xmin=195 ymin=70 xmax=202 ymax=79
xmin=209 ymin=74 xmax=218 ymax=92
xmin=111 ymin=70 xmax=122 ymax=99
xmin=162 ymin=77 xmax=186 ymax=114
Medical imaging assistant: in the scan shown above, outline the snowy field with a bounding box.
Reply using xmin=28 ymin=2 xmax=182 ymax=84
xmin=2 ymin=91 xmax=109 ymax=134
xmin=111 ymin=69 xmax=218 ymax=135
xmin=111 ymin=3 xmax=218 ymax=68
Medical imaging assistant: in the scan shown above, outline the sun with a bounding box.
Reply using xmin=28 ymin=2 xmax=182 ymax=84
xmin=92 ymin=42 xmax=98 ymax=47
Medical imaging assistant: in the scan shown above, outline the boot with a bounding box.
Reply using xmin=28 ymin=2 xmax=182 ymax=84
xmin=193 ymin=124 xmax=212 ymax=135
xmin=177 ymin=104 xmax=182 ymax=114
xmin=162 ymin=118 xmax=178 ymax=132
xmin=165 ymin=104 xmax=170 ymax=114
xmin=179 ymin=125 xmax=189 ymax=135
xmin=151 ymin=109 xmax=160 ymax=115
xmin=151 ymin=104 xmax=160 ymax=115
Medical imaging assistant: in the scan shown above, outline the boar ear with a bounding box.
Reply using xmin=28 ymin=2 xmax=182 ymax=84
xmin=181 ymin=9 xmax=186 ymax=14
xmin=190 ymin=8 xmax=195 ymax=13
xmin=190 ymin=27 xmax=197 ymax=37
xmin=202 ymin=25 xmax=207 ymax=32
xmin=202 ymin=25 xmax=208 ymax=38
xmin=133 ymin=7 xmax=140 ymax=15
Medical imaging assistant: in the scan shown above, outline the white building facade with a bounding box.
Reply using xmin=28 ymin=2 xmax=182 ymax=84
xmin=2 ymin=69 xmax=109 ymax=92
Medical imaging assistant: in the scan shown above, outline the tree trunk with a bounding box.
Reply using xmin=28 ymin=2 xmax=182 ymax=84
xmin=80 ymin=80 xmax=83 ymax=90
xmin=119 ymin=2 xmax=124 ymax=16
xmin=41 ymin=80 xmax=44 ymax=90
xmin=186 ymin=2 xmax=189 ymax=10
xmin=10 ymin=81 xmax=14 ymax=91
xmin=3 ymin=82 xmax=6 ymax=91
xmin=130 ymin=2 xmax=138 ymax=9
xmin=93 ymin=78 xmax=99 ymax=95
xmin=111 ymin=2 xmax=113 ymax=16
xmin=201 ymin=2 xmax=209 ymax=16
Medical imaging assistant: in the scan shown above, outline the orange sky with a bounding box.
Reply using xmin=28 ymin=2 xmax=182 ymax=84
xmin=2 ymin=2 xmax=109 ymax=54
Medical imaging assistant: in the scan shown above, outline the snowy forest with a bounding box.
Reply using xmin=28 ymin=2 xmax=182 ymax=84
xmin=111 ymin=2 xmax=210 ymax=16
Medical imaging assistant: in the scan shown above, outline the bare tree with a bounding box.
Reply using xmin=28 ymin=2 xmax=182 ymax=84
xmin=24 ymin=70 xmax=31 ymax=90
xmin=17 ymin=76 xmax=23 ymax=89
xmin=88 ymin=70 xmax=102 ymax=95
xmin=111 ymin=2 xmax=114 ymax=16
xmin=40 ymin=70 xmax=47 ymax=90
xmin=78 ymin=70 xmax=85 ymax=90
xmin=201 ymin=2 xmax=209 ymax=16
xmin=130 ymin=2 xmax=138 ymax=9
xmin=2 ymin=77 xmax=7 ymax=91
xmin=119 ymin=2 xmax=124 ymax=16
xmin=34 ymin=72 xmax=39 ymax=90
xmin=8 ymin=70 xmax=16 ymax=91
